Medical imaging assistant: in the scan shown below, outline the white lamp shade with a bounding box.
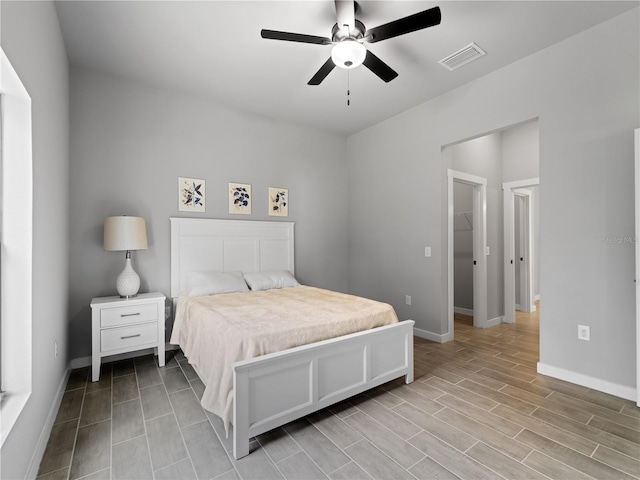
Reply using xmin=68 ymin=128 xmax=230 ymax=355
xmin=331 ymin=40 xmax=366 ymax=69
xmin=104 ymin=216 xmax=148 ymax=251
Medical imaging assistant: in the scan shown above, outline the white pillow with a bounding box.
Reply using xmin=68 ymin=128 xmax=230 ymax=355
xmin=186 ymin=271 xmax=248 ymax=297
xmin=243 ymin=270 xmax=300 ymax=291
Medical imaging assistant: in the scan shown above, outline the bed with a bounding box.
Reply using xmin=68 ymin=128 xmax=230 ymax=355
xmin=169 ymin=218 xmax=414 ymax=459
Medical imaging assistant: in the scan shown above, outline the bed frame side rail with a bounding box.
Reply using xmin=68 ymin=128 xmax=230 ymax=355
xmin=233 ymin=320 xmax=414 ymax=459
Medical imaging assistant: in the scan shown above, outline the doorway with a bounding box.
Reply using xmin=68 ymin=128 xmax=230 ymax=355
xmin=447 ymin=169 xmax=488 ymax=340
xmin=503 ymin=178 xmax=539 ymax=323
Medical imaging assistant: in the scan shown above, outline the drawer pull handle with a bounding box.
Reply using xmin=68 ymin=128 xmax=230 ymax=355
xmin=120 ymin=313 xmax=141 ymax=317
xmin=121 ymin=334 xmax=141 ymax=340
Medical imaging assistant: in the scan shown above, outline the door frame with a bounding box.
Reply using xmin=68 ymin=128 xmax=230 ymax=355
xmin=447 ymin=169 xmax=488 ymax=338
xmin=513 ymin=188 xmax=535 ymax=313
xmin=634 ymin=128 xmax=639 ymax=406
xmin=503 ymin=178 xmax=539 ymax=323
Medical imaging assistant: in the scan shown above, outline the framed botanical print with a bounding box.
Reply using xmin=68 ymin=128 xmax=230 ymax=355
xmin=178 ymin=177 xmax=205 ymax=212
xmin=268 ymin=187 xmax=288 ymax=217
xmin=229 ymin=183 xmax=251 ymax=214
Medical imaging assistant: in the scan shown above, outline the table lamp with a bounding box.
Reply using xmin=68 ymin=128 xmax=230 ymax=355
xmin=103 ymin=215 xmax=148 ymax=298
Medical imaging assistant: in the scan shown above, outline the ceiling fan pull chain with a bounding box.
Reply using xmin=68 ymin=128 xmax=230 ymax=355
xmin=347 ymin=70 xmax=351 ymax=106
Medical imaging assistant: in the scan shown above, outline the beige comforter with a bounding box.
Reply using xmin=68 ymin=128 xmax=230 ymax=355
xmin=170 ymin=285 xmax=399 ymax=427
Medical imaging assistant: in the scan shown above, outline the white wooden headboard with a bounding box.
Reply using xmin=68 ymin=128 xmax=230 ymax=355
xmin=170 ymin=218 xmax=295 ymax=298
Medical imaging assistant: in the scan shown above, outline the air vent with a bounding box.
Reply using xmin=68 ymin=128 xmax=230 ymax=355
xmin=438 ymin=42 xmax=486 ymax=71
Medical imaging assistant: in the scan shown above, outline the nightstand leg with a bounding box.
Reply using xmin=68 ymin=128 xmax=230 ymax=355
xmin=157 ymin=345 xmax=165 ymax=367
xmin=92 ymin=356 xmax=100 ymax=382
xmin=91 ymin=307 xmax=101 ymax=382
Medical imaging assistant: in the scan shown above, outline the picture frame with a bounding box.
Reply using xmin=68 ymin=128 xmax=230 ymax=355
xmin=178 ymin=177 xmax=205 ymax=212
xmin=268 ymin=187 xmax=288 ymax=217
xmin=229 ymin=182 xmax=252 ymax=214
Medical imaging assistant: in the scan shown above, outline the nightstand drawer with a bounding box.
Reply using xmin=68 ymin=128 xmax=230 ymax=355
xmin=101 ymin=323 xmax=158 ymax=353
xmin=101 ymin=303 xmax=158 ymax=328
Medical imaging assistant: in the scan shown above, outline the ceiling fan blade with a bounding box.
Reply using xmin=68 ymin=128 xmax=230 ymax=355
xmin=308 ymin=57 xmax=336 ymax=85
xmin=261 ymin=29 xmax=332 ymax=45
xmin=335 ymin=0 xmax=355 ymax=35
xmin=365 ymin=6 xmax=441 ymax=44
xmin=362 ymin=50 xmax=398 ymax=82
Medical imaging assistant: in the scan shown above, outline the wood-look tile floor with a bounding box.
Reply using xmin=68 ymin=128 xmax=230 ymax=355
xmin=38 ymin=305 xmax=640 ymax=480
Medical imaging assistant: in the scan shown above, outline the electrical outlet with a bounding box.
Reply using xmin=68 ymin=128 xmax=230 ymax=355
xmin=578 ymin=325 xmax=590 ymax=341
xmin=165 ymin=306 xmax=172 ymax=320
xmin=424 ymin=247 xmax=431 ymax=257
xmin=54 ymin=340 xmax=58 ymax=358
xmin=405 ymin=295 xmax=411 ymax=306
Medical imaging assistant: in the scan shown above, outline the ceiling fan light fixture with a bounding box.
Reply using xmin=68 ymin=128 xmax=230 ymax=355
xmin=331 ymin=39 xmax=366 ymax=69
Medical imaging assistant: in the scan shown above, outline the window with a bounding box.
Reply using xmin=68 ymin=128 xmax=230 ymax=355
xmin=0 ymin=48 xmax=33 ymax=446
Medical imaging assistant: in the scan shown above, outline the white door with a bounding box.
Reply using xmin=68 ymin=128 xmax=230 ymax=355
xmin=515 ymin=189 xmax=534 ymax=313
xmin=447 ymin=169 xmax=488 ymax=338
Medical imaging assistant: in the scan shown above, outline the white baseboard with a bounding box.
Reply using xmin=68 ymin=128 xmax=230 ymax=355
xmin=537 ymin=362 xmax=637 ymax=402
xmin=71 ymin=343 xmax=180 ymax=369
xmin=26 ymin=368 xmax=70 ymax=480
xmin=414 ymin=328 xmax=453 ymax=343
xmin=453 ymin=307 xmax=474 ymax=316
xmin=485 ymin=316 xmax=504 ymax=328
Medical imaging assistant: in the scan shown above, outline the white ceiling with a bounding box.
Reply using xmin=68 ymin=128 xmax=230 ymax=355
xmin=55 ymin=1 xmax=637 ymax=136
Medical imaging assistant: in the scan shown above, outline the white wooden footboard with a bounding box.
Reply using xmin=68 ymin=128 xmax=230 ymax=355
xmin=232 ymin=320 xmax=414 ymax=459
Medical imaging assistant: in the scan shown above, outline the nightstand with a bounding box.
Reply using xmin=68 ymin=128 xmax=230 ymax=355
xmin=90 ymin=292 xmax=166 ymax=382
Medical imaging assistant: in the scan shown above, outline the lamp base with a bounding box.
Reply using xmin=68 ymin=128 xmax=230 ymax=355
xmin=116 ymin=254 xmax=141 ymax=298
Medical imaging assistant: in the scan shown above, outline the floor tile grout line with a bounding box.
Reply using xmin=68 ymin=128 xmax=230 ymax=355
xmin=156 ymin=355 xmax=199 ymax=478
xmin=192 ymin=367 xmax=243 ymax=480
xmin=589 ymin=445 xmax=640 ymax=479
xmin=319 ymin=407 xmax=418 ymax=479
xmin=463 ymin=439 xmax=480 ymax=454
xmin=342 ymin=437 xmax=420 ymax=480
xmin=256 ymin=428 xmax=304 ymax=479
xmin=133 ymin=359 xmax=157 ymax=480
xmin=284 ymin=415 xmax=355 ymax=478
xmin=349 ymin=397 xmax=434 ymax=449
xmin=549 ymin=389 xmax=638 ymax=420
xmin=174 ymin=358 xmax=234 ymax=480
xmin=64 ymin=373 xmax=88 ymax=480
xmin=531 ymin=405 xmax=640 ymax=455
xmin=418 ymin=452 xmax=464 ymax=480
xmin=74 ymin=467 xmax=111 ymax=480
xmin=110 ymin=365 xmax=114 ymax=480
xmin=404 ymin=452 xmax=428 ymax=473
xmin=515 ymin=424 xmax=624 ymax=473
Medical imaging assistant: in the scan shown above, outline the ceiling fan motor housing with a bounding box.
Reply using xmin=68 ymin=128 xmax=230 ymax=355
xmin=331 ymin=19 xmax=366 ymax=42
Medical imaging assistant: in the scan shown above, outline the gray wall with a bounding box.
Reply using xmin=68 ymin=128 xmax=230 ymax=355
xmin=68 ymin=68 xmax=349 ymax=361
xmin=502 ymin=119 xmax=540 ymax=183
xmin=347 ymin=10 xmax=638 ymax=389
xmin=0 ymin=2 xmax=70 ymax=478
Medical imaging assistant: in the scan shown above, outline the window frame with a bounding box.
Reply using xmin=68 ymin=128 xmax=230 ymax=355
xmin=0 ymin=48 xmax=34 ymax=447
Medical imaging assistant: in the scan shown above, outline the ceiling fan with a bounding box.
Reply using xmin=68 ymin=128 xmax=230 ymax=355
xmin=261 ymin=1 xmax=441 ymax=85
